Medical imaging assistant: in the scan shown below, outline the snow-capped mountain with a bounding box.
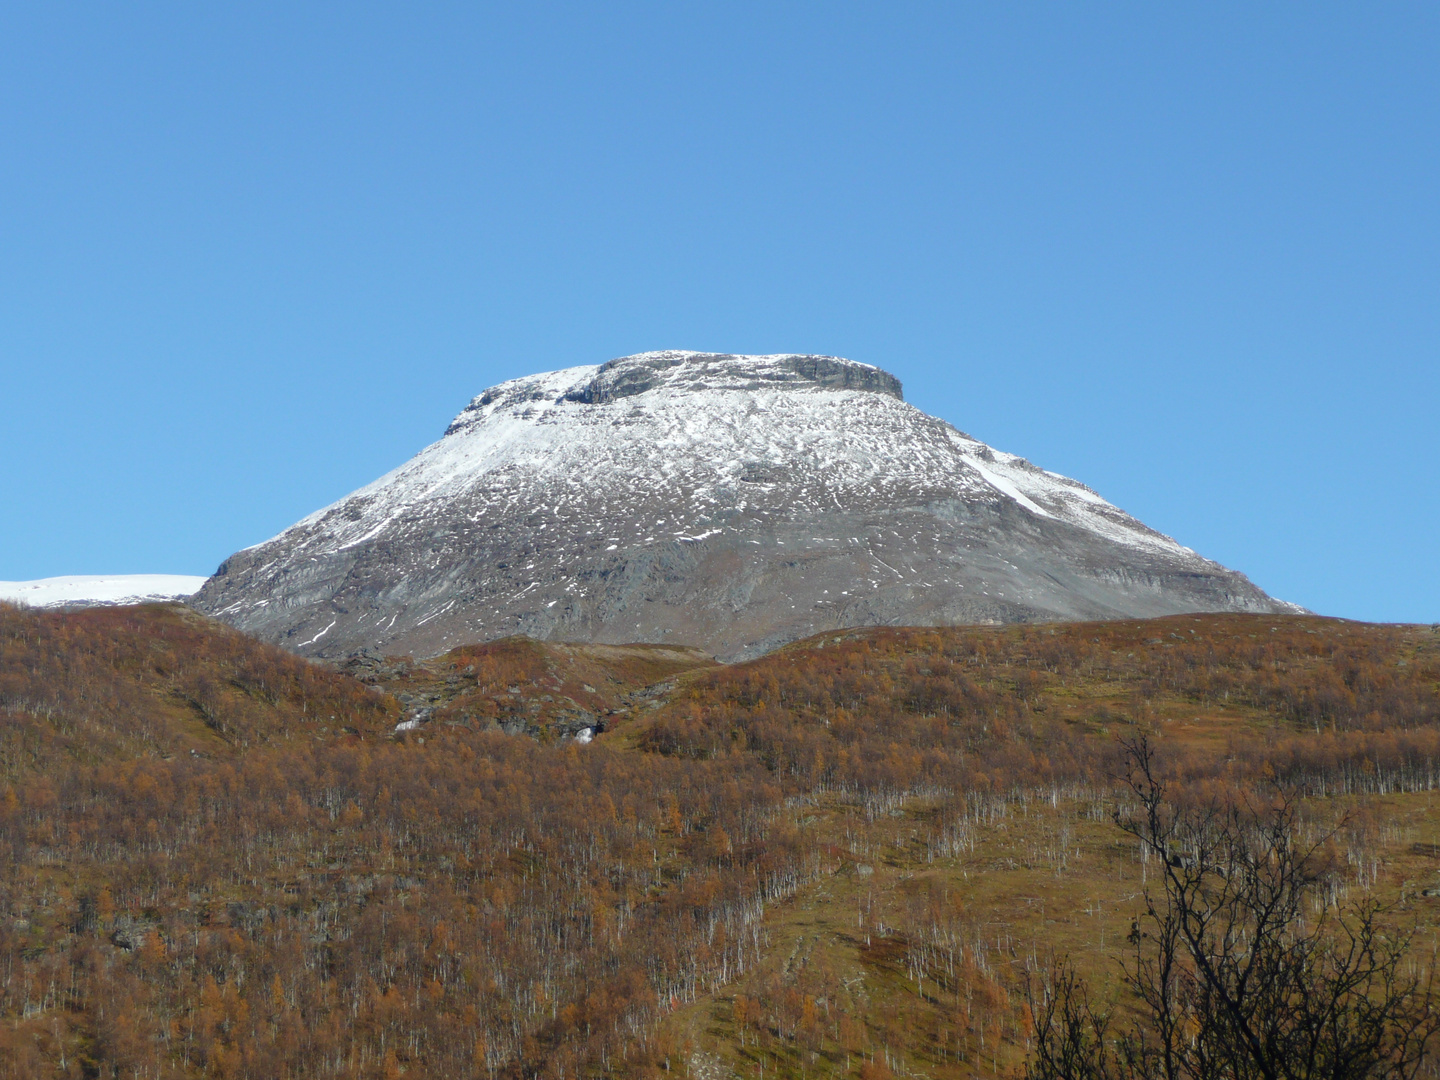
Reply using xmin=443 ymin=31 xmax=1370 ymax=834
xmin=193 ymin=351 xmax=1299 ymax=660
xmin=0 ymin=574 xmax=208 ymax=608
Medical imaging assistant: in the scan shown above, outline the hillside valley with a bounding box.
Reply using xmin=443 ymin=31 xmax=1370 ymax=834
xmin=3 ymin=602 xmax=1439 ymax=1078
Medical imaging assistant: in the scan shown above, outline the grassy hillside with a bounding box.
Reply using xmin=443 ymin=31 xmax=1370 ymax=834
xmin=625 ymin=616 xmax=1440 ymax=1079
xmin=1 ymin=605 xmax=1438 ymax=1079
xmin=0 ymin=602 xmax=401 ymax=776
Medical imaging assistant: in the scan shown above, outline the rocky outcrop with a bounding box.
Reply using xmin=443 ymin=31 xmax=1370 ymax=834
xmin=559 ymin=351 xmax=904 ymax=405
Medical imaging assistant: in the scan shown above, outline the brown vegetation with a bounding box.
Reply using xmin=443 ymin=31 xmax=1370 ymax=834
xmin=1 ymin=605 xmax=1438 ymax=1078
xmin=1028 ymin=737 xmax=1440 ymax=1079
xmin=346 ymin=637 xmax=718 ymax=738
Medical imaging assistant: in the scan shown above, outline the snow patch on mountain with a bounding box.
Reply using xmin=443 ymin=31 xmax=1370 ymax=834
xmin=265 ymin=352 xmax=1185 ymax=562
xmin=0 ymin=575 xmax=208 ymax=608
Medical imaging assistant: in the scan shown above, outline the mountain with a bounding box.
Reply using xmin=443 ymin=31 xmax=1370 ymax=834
xmin=0 ymin=573 xmax=208 ymax=608
xmin=192 ymin=351 xmax=1299 ymax=660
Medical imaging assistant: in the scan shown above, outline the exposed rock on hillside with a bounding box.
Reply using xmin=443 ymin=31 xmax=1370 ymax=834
xmin=345 ymin=638 xmax=718 ymax=741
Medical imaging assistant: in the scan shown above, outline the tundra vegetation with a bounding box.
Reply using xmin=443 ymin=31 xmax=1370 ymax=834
xmin=1 ymin=602 xmax=1439 ymax=1079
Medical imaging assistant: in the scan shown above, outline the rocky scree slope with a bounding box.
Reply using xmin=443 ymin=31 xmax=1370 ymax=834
xmin=192 ymin=351 xmax=1299 ymax=661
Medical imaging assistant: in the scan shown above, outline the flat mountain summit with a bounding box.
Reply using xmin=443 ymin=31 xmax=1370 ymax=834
xmin=193 ymin=351 xmax=1298 ymax=660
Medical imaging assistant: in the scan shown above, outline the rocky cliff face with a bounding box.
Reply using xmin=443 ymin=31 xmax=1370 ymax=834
xmin=192 ymin=351 xmax=1300 ymax=660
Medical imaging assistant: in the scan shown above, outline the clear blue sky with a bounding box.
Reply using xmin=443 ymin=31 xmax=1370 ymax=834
xmin=2 ymin=4 xmax=1436 ymax=622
